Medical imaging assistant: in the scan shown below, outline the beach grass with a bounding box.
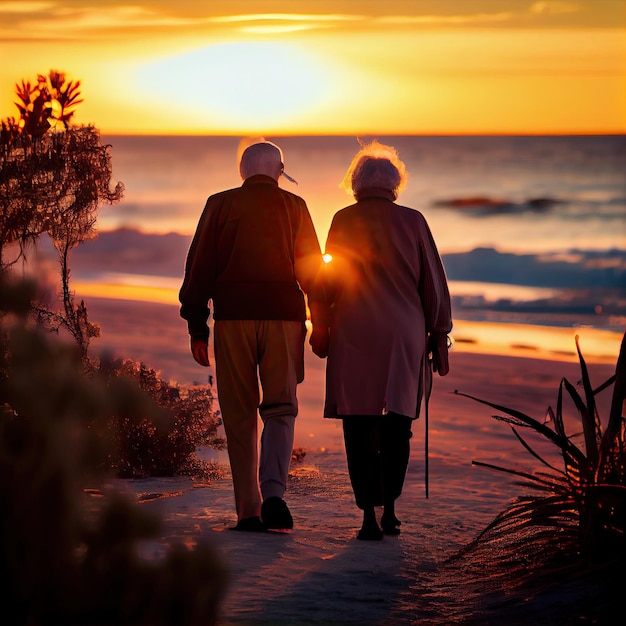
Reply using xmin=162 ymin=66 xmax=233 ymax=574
xmin=448 ymin=333 xmax=625 ymax=621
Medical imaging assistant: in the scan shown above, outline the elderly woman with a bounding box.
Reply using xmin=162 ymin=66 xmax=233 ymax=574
xmin=310 ymin=141 xmax=452 ymax=540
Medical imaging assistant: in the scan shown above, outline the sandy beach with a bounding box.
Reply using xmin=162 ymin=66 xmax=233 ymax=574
xmin=84 ymin=298 xmax=620 ymax=625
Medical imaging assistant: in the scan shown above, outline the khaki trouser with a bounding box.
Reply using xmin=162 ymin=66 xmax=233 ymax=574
xmin=214 ymin=319 xmax=305 ymax=521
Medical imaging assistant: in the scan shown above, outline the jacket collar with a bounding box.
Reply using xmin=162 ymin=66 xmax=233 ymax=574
xmin=242 ymin=174 xmax=279 ymax=187
xmin=354 ymin=187 xmax=396 ymax=202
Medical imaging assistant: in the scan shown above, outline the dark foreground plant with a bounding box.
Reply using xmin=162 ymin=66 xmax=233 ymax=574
xmin=96 ymin=357 xmax=225 ymax=479
xmin=1 ymin=277 xmax=228 ymax=625
xmin=455 ymin=333 xmax=626 ymax=565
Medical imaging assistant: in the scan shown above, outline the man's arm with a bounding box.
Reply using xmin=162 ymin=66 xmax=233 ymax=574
xmin=179 ymin=197 xmax=218 ymax=345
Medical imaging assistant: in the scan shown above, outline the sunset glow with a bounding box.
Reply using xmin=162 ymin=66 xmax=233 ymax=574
xmin=1 ymin=1 xmax=624 ymax=135
xmin=74 ymin=281 xmax=178 ymax=306
xmin=451 ymin=320 xmax=621 ymax=365
xmin=72 ymin=279 xmax=622 ymax=365
xmin=135 ymin=42 xmax=332 ymax=130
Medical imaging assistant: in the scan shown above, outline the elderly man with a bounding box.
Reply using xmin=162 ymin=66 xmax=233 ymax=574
xmin=180 ymin=139 xmax=324 ymax=532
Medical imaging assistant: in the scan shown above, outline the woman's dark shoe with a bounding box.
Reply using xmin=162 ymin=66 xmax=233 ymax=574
xmin=229 ymin=516 xmax=267 ymax=532
xmin=357 ymin=522 xmax=384 ymax=540
xmin=381 ymin=513 xmax=401 ymax=535
xmin=261 ymin=497 xmax=294 ymax=530
xmin=358 ymin=507 xmax=383 ymax=540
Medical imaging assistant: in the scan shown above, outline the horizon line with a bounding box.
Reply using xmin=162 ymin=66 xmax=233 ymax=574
xmin=98 ymin=130 xmax=626 ymax=138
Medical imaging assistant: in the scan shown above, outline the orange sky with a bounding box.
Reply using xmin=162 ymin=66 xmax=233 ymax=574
xmin=1 ymin=0 xmax=624 ymax=135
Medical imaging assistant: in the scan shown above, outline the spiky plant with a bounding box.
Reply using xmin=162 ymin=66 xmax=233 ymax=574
xmin=455 ymin=333 xmax=626 ymax=564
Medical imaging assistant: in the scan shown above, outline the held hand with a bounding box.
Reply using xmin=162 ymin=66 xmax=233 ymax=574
xmin=429 ymin=334 xmax=450 ymax=377
xmin=191 ymin=336 xmax=210 ymax=367
xmin=309 ymin=326 xmax=329 ymax=359
xmin=431 ymin=344 xmax=449 ymax=376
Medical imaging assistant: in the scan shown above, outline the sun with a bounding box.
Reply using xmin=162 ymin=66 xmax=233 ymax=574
xmin=135 ymin=42 xmax=330 ymax=131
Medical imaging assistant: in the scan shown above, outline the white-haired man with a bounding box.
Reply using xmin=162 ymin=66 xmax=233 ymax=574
xmin=180 ymin=139 xmax=325 ymax=531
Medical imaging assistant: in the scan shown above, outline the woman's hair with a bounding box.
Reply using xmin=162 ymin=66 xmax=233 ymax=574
xmin=340 ymin=140 xmax=408 ymax=198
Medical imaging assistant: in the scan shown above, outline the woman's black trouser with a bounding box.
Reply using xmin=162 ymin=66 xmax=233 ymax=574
xmin=342 ymin=413 xmax=413 ymax=510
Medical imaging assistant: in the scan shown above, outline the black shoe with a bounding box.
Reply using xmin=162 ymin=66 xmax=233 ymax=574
xmin=357 ymin=524 xmax=384 ymax=541
xmin=229 ymin=516 xmax=267 ymax=532
xmin=261 ymin=497 xmax=293 ymax=530
xmin=381 ymin=513 xmax=401 ymax=536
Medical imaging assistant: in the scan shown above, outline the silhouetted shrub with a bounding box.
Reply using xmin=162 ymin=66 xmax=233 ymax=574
xmin=0 ymin=277 xmax=228 ymax=625
xmin=1 ymin=71 xmax=123 ymax=359
xmin=96 ymin=357 xmax=225 ymax=479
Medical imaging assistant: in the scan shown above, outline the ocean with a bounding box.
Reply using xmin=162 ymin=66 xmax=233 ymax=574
xmin=100 ymin=134 xmax=626 ymax=250
xmin=73 ymin=134 xmax=625 ymax=361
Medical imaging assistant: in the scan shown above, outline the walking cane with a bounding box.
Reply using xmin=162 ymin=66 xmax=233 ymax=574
xmin=424 ymin=334 xmax=451 ymax=498
xmin=424 ymin=347 xmax=434 ymax=499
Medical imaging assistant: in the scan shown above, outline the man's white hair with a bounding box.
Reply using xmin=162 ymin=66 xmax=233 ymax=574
xmin=238 ymin=139 xmax=284 ymax=181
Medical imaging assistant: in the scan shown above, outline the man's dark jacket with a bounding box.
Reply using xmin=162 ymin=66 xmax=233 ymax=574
xmin=179 ymin=175 xmax=324 ymax=339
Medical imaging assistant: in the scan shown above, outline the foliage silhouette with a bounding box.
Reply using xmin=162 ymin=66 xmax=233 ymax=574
xmin=97 ymin=357 xmax=225 ymax=479
xmin=0 ymin=70 xmax=123 ymax=360
xmin=1 ymin=70 xmax=224 ymax=479
xmin=456 ymin=334 xmax=625 ymax=563
xmin=0 ymin=275 xmax=228 ymax=625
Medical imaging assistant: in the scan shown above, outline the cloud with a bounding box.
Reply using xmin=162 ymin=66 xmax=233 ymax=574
xmin=210 ymin=14 xmax=363 ymax=35
xmin=17 ymin=4 xmax=199 ymax=35
xmin=0 ymin=1 xmax=55 ymax=12
xmin=0 ymin=2 xmax=223 ymax=40
xmin=377 ymin=13 xmax=516 ymax=26
xmin=530 ymin=1 xmax=581 ymax=16
xmin=1 ymin=5 xmax=362 ymax=39
xmin=2 ymin=1 xmax=617 ymax=42
xmin=210 ymin=13 xmax=361 ymax=23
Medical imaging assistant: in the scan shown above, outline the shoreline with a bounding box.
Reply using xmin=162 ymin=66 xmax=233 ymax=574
xmin=84 ymin=296 xmax=623 ymax=376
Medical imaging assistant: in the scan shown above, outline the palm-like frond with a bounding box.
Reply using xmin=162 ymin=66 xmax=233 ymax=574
xmin=47 ymin=70 xmax=83 ymax=129
xmin=509 ymin=426 xmax=566 ymax=475
xmin=453 ymin=389 xmax=589 ymax=473
xmin=457 ymin=333 xmax=626 ymax=562
xmin=10 ymin=70 xmax=84 ymax=137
